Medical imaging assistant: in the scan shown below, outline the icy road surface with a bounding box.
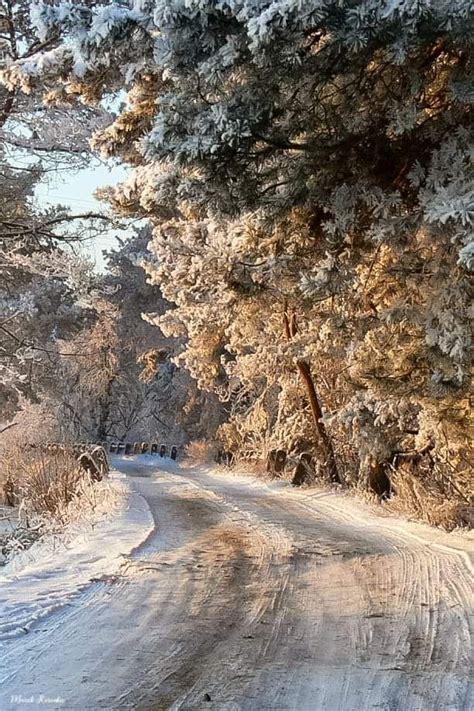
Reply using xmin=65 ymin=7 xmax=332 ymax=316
xmin=1 ymin=459 xmax=473 ymax=710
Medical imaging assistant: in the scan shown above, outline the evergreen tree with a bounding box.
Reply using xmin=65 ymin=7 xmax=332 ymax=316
xmin=4 ymin=1 xmax=472 ymax=515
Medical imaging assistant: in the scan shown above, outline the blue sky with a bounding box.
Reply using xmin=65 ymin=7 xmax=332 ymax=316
xmin=35 ymin=158 xmax=129 ymax=271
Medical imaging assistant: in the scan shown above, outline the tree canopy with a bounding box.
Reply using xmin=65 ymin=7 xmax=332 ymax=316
xmin=1 ymin=0 xmax=472 ymax=523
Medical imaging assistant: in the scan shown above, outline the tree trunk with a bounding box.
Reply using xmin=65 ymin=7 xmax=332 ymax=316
xmin=284 ymin=307 xmax=341 ymax=484
xmin=97 ymin=376 xmax=115 ymax=442
xmin=296 ymin=359 xmax=341 ymax=484
xmin=0 ymin=90 xmax=16 ymax=129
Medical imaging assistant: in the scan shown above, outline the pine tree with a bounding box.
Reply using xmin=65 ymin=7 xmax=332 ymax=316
xmin=5 ymin=1 xmax=472 ymax=515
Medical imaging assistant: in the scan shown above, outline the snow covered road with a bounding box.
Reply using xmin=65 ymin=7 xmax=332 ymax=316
xmin=1 ymin=459 xmax=473 ymax=710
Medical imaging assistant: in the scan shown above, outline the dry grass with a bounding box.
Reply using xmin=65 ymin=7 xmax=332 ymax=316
xmin=1 ymin=445 xmax=117 ymax=563
xmin=346 ymin=453 xmax=472 ymax=531
xmin=184 ymin=439 xmax=217 ymax=465
xmin=386 ymin=468 xmax=473 ymax=531
xmin=237 ymin=458 xmax=269 ymax=477
xmin=237 ymin=457 xmax=299 ymax=482
xmin=1 ymin=446 xmax=84 ymax=522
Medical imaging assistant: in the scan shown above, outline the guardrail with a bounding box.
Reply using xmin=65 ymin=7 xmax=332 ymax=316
xmin=102 ymin=441 xmax=179 ymax=461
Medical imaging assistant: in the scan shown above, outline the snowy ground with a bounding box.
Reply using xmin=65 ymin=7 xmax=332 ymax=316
xmin=0 ymin=457 xmax=472 ymax=710
xmin=0 ymin=469 xmax=153 ymax=643
xmin=0 ymin=505 xmax=19 ymax=563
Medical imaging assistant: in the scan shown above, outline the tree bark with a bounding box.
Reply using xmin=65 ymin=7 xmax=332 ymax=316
xmin=97 ymin=375 xmax=115 ymax=442
xmin=0 ymin=90 xmax=16 ymax=129
xmin=295 ymin=359 xmax=340 ymax=483
xmin=284 ymin=307 xmax=341 ymax=484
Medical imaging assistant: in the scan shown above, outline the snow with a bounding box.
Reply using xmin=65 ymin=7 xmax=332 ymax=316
xmin=1 ymin=459 xmax=472 ymax=710
xmin=0 ymin=505 xmax=19 ymax=537
xmin=123 ymin=453 xmax=178 ymax=468
xmin=0 ymin=505 xmax=19 ymax=566
xmin=0 ymin=469 xmax=153 ymax=644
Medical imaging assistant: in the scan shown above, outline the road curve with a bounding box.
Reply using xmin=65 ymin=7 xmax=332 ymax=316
xmin=2 ymin=461 xmax=473 ymax=710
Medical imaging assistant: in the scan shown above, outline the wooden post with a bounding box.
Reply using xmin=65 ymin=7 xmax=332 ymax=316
xmin=266 ymin=449 xmax=277 ymax=474
xmin=4 ymin=478 xmax=15 ymax=507
xmin=292 ymin=452 xmax=312 ymax=486
xmin=275 ymin=449 xmax=287 ymax=474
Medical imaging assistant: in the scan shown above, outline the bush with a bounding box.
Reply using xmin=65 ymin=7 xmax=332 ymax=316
xmin=386 ymin=460 xmax=473 ymax=531
xmin=184 ymin=439 xmax=216 ymax=464
xmin=1 ymin=445 xmax=115 ymax=564
xmin=1 ymin=447 xmax=90 ymax=521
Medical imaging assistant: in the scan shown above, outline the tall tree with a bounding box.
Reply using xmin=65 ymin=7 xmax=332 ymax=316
xmin=5 ymin=2 xmax=472 ymax=503
xmin=0 ymin=0 xmax=117 ymax=423
xmin=0 ymin=151 xmax=99 ymax=421
xmin=46 ymin=229 xmax=224 ymax=446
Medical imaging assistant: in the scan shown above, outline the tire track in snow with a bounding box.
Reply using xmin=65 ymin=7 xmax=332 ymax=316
xmin=165 ymin=466 xmax=473 ymax=711
xmin=1 ymin=462 xmax=472 ymax=711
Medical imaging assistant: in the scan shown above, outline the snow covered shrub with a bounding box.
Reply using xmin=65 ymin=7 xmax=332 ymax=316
xmin=387 ymin=458 xmax=473 ymax=532
xmin=0 ymin=447 xmax=82 ymax=560
xmin=0 ymin=445 xmax=108 ymax=522
xmin=0 ymin=443 xmax=26 ymax=507
xmin=17 ymin=450 xmax=85 ymax=521
xmin=0 ymin=445 xmax=118 ymax=563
